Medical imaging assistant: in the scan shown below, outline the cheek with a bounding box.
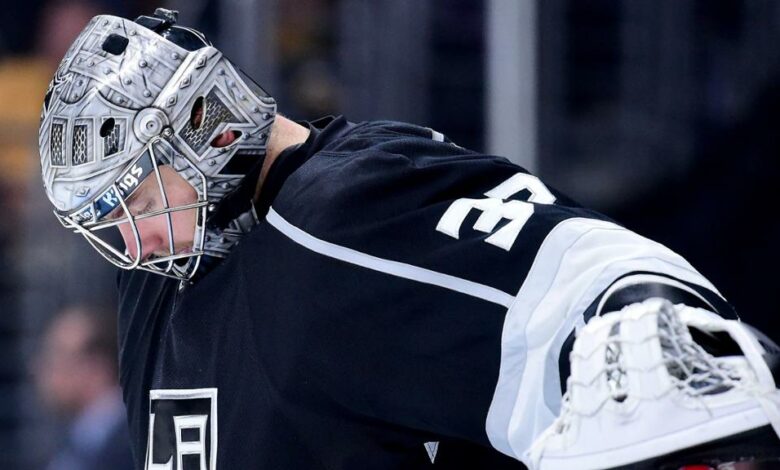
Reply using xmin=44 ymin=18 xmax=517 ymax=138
xmin=166 ymin=176 xmax=198 ymax=208
xmin=167 ymin=179 xmax=199 ymax=245
xmin=117 ymin=220 xmax=146 ymax=257
xmin=171 ymin=208 xmax=197 ymax=244
xmin=117 ymin=221 xmax=132 ymax=243
xmin=123 ymin=216 xmax=171 ymax=247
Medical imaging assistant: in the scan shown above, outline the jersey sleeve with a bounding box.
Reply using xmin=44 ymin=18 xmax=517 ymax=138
xmin=262 ymin=121 xmax=730 ymax=466
xmin=483 ymin=216 xmax=726 ymax=463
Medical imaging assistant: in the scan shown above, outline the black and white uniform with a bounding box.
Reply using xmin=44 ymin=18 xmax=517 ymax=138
xmin=117 ymin=117 xmax=734 ymax=469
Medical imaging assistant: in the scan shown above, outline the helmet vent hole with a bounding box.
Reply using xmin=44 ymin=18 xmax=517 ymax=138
xmin=100 ymin=118 xmax=115 ymax=137
xmin=190 ymin=96 xmax=205 ymax=129
xmin=101 ymin=34 xmax=129 ymax=55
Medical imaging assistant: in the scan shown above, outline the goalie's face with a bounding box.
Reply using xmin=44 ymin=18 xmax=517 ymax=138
xmin=110 ymin=165 xmax=198 ymax=262
xmin=52 ymin=138 xmax=212 ymax=281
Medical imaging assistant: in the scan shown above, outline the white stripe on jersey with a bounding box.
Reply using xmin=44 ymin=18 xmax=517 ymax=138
xmin=266 ymin=208 xmax=516 ymax=307
xmin=484 ymin=217 xmax=721 ymax=465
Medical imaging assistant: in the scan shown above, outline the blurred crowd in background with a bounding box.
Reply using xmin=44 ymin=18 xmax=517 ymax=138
xmin=0 ymin=0 xmax=777 ymax=468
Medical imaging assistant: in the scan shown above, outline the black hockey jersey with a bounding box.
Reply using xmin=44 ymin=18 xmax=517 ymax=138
xmin=117 ymin=117 xmax=731 ymax=469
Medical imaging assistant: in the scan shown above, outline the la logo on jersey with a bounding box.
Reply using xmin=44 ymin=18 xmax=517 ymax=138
xmin=145 ymin=388 xmax=218 ymax=470
xmin=436 ymin=172 xmax=556 ymax=250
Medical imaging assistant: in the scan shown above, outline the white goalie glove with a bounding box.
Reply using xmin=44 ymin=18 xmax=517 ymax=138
xmin=529 ymin=298 xmax=780 ymax=470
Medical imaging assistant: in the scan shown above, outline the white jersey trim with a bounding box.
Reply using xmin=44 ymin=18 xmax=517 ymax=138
xmin=484 ymin=217 xmax=721 ymax=464
xmin=266 ymin=208 xmax=515 ymax=308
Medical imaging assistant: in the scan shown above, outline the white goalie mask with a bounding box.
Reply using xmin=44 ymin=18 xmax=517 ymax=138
xmin=38 ymin=9 xmax=276 ymax=281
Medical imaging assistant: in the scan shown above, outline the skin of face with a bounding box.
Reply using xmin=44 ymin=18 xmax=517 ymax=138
xmin=115 ymin=165 xmax=199 ymax=262
xmin=110 ymin=113 xmax=312 ymax=264
xmin=113 ymin=118 xmax=239 ymax=262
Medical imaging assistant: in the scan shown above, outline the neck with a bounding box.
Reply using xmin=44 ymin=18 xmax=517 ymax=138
xmin=254 ymin=115 xmax=310 ymax=202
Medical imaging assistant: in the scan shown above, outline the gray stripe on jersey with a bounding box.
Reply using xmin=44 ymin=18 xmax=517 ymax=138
xmin=484 ymin=217 xmax=721 ymax=464
xmin=266 ymin=208 xmax=516 ymax=307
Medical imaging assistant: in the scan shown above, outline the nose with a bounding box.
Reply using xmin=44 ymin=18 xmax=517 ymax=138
xmin=117 ymin=220 xmax=163 ymax=262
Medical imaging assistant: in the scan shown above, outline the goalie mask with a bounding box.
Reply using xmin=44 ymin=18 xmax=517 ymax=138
xmin=38 ymin=9 xmax=276 ymax=281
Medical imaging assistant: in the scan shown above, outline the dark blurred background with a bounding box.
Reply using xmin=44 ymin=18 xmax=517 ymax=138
xmin=0 ymin=0 xmax=776 ymax=467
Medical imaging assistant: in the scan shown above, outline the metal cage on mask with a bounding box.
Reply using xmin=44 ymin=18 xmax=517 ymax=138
xmin=56 ymin=137 xmax=209 ymax=280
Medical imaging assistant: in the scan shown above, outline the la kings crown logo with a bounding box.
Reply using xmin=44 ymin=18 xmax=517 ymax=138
xmin=146 ymin=388 xmax=218 ymax=470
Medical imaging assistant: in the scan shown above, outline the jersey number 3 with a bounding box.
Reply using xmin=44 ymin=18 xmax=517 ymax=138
xmin=436 ymin=172 xmax=555 ymax=250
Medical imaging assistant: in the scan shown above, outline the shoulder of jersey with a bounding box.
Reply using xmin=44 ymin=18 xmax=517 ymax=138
xmin=259 ymin=119 xmax=610 ymax=296
xmin=273 ymin=119 xmax=509 ymax=228
xmin=272 ymin=118 xmax=597 ymax=234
